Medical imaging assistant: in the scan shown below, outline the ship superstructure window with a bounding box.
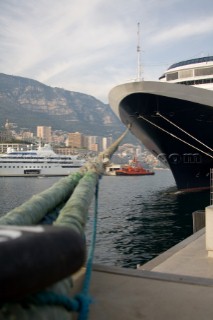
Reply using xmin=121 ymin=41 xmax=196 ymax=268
xmin=167 ymin=72 xmax=178 ymax=81
xmin=194 ymin=67 xmax=213 ymax=77
xmin=166 ymin=66 xmax=213 ymax=82
xmin=179 ymin=69 xmax=193 ymax=78
xmin=178 ymin=78 xmax=213 ymax=85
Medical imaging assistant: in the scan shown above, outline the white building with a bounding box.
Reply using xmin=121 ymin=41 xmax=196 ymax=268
xmin=102 ymin=137 xmax=113 ymax=151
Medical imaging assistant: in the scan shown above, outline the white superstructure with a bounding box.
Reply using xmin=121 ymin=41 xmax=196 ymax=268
xmin=0 ymin=144 xmax=85 ymax=177
xmin=159 ymin=56 xmax=213 ymax=90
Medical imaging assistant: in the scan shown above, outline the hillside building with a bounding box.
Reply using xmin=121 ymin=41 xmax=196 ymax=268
xmin=102 ymin=137 xmax=113 ymax=150
xmin=37 ymin=126 xmax=52 ymax=143
xmin=67 ymin=132 xmax=84 ymax=148
xmin=87 ymin=136 xmax=100 ymax=151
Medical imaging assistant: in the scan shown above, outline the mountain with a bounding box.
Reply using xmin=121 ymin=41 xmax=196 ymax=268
xmin=0 ymin=73 xmax=125 ymax=137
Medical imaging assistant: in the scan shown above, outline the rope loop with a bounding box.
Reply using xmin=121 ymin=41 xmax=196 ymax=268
xmin=74 ymin=293 xmax=93 ymax=318
xmin=24 ymin=290 xmax=94 ymax=315
xmin=0 ymin=129 xmax=130 ymax=319
xmin=23 ymin=180 xmax=99 ymax=319
xmin=26 ymin=291 xmax=80 ymax=311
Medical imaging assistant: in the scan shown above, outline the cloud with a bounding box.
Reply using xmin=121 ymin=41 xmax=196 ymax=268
xmin=149 ymin=16 xmax=213 ymax=44
xmin=1 ymin=0 xmax=213 ymax=102
xmin=0 ymin=1 xmax=128 ymax=75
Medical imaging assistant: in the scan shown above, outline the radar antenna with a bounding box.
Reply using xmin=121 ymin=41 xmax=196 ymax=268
xmin=137 ymin=22 xmax=142 ymax=80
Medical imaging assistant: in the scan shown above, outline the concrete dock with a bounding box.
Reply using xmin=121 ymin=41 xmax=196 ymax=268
xmin=84 ymin=224 xmax=213 ymax=319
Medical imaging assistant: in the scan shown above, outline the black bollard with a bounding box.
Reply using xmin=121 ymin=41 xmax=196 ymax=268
xmin=0 ymin=225 xmax=85 ymax=301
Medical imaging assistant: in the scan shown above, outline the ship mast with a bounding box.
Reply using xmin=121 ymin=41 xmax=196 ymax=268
xmin=137 ymin=22 xmax=142 ymax=80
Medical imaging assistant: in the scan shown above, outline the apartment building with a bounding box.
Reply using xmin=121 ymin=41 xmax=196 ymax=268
xmin=37 ymin=126 xmax=52 ymax=143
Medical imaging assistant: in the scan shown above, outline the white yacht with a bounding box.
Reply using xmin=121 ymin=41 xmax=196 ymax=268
xmin=0 ymin=144 xmax=85 ymax=177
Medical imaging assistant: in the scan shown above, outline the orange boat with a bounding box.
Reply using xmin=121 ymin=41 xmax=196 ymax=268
xmin=115 ymin=157 xmax=155 ymax=176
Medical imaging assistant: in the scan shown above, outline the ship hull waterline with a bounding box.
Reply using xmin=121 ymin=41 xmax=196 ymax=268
xmin=109 ymin=81 xmax=213 ymax=192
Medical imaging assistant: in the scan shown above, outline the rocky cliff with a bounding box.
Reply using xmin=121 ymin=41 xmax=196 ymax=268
xmin=0 ymin=73 xmax=124 ymax=137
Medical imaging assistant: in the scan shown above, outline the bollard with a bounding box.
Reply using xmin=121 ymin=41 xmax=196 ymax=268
xmin=192 ymin=210 xmax=205 ymax=233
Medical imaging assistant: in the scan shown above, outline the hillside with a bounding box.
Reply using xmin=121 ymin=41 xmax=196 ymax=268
xmin=0 ymin=73 xmax=125 ymax=137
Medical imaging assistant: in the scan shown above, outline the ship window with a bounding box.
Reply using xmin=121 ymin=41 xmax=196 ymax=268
xmin=178 ymin=78 xmax=213 ymax=86
xmin=167 ymin=72 xmax=178 ymax=81
xmin=195 ymin=67 xmax=213 ymax=76
xmin=179 ymin=69 xmax=193 ymax=79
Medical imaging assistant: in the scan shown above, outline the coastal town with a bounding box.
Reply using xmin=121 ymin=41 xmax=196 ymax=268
xmin=0 ymin=119 xmax=163 ymax=169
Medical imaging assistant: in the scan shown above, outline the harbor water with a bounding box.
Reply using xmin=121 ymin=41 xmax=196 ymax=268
xmin=0 ymin=170 xmax=210 ymax=268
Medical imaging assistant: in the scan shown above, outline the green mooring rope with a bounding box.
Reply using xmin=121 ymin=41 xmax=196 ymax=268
xmin=0 ymin=128 xmax=130 ymax=319
xmin=24 ymin=180 xmax=100 ymax=320
xmin=0 ymin=171 xmax=84 ymax=225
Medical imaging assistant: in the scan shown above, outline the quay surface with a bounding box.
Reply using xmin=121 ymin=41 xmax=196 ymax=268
xmin=82 ymin=225 xmax=213 ymax=319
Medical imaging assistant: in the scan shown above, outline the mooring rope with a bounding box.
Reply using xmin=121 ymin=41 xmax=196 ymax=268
xmin=0 ymin=171 xmax=84 ymax=225
xmin=77 ymin=181 xmax=100 ymax=320
xmin=23 ymin=180 xmax=100 ymax=319
xmin=156 ymin=112 xmax=213 ymax=153
xmin=0 ymin=128 xmax=130 ymax=320
xmin=137 ymin=113 xmax=213 ymax=159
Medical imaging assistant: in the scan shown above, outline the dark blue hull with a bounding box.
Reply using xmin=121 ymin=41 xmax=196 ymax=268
xmin=109 ymin=82 xmax=213 ymax=191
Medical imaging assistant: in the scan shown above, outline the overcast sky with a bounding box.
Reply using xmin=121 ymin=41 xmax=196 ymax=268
xmin=1 ymin=0 xmax=213 ymax=102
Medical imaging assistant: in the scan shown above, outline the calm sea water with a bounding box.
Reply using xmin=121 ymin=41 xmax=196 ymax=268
xmin=0 ymin=170 xmax=210 ymax=268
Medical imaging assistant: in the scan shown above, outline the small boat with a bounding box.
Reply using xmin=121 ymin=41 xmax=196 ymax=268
xmin=115 ymin=157 xmax=155 ymax=176
xmin=104 ymin=163 xmax=122 ymax=176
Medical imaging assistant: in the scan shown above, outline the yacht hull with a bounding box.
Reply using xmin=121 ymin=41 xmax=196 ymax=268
xmin=0 ymin=164 xmax=82 ymax=177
